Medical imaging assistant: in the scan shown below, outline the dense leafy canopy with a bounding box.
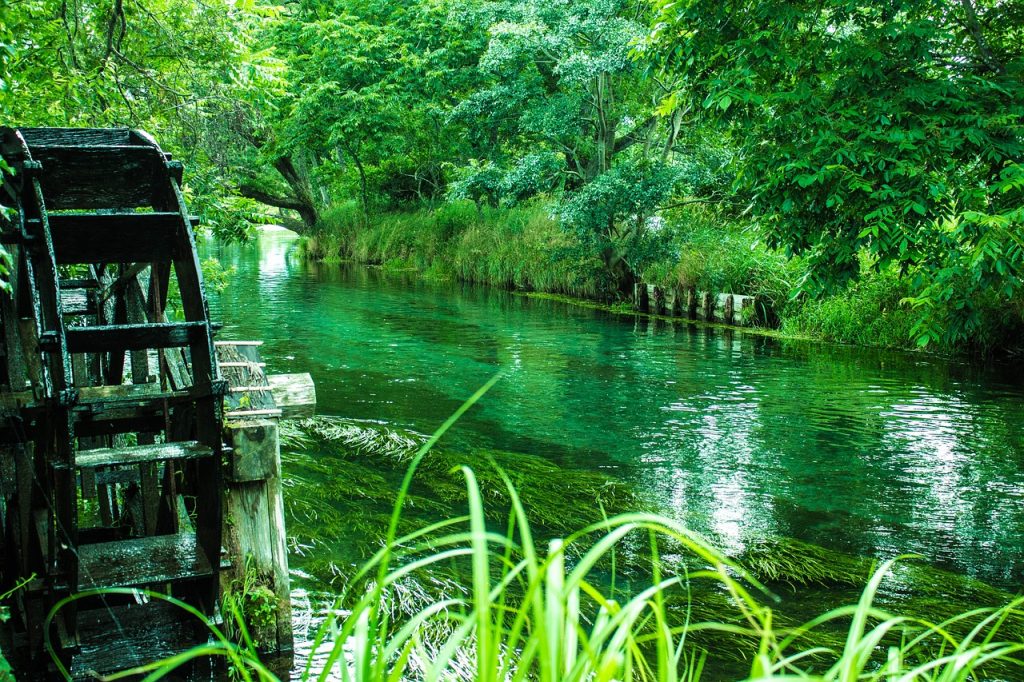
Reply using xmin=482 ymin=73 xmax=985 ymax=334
xmin=1 ymin=0 xmax=1022 ymax=347
xmin=648 ymin=0 xmax=1024 ymax=345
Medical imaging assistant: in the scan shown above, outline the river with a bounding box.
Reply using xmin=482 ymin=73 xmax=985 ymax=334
xmin=205 ymin=227 xmax=1024 ymax=664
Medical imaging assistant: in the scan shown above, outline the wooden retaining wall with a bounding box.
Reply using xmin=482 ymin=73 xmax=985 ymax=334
xmin=633 ymin=283 xmax=765 ymax=327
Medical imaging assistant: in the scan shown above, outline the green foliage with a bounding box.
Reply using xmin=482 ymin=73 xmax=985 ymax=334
xmin=0 ymin=0 xmax=284 ymax=240
xmin=301 ymin=200 xmax=608 ymax=297
xmin=446 ymin=0 xmax=711 ymax=290
xmin=223 ymin=557 xmax=279 ymax=652
xmin=648 ymin=0 xmax=1024 ymax=347
xmin=663 ymin=207 xmax=799 ymax=315
xmin=783 ymin=265 xmax=923 ymax=350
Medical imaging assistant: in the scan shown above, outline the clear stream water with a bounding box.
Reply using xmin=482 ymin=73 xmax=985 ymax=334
xmin=205 ymin=228 xmax=1024 ymax=635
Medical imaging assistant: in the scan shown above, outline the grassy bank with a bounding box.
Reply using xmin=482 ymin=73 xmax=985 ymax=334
xmin=297 ymin=201 xmax=1022 ymax=354
xmin=300 ymin=200 xmax=607 ymax=298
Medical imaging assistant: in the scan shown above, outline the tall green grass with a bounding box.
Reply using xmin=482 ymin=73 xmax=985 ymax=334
xmin=47 ymin=382 xmax=1024 ymax=682
xmin=299 ymin=200 xmax=606 ymax=298
xmin=781 ymin=265 xmax=921 ymax=351
xmin=647 ymin=207 xmax=801 ymax=321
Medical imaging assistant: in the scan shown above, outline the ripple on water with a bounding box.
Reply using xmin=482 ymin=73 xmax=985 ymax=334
xmin=207 ymin=229 xmax=1024 ymax=591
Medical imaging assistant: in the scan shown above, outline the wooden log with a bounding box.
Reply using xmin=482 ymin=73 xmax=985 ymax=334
xmin=266 ymin=374 xmax=316 ymax=420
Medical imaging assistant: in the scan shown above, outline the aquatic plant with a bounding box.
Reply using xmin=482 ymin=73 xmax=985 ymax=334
xmin=738 ymin=537 xmax=872 ymax=588
xmin=85 ymin=467 xmax=1024 ymax=682
xmin=59 ymin=392 xmax=1024 ymax=681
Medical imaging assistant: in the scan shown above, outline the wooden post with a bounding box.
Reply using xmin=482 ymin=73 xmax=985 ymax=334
xmin=685 ymin=287 xmax=697 ymax=320
xmin=666 ymin=287 xmax=680 ymax=317
xmin=651 ymin=286 xmax=666 ymax=316
xmin=634 ymin=282 xmax=649 ymax=312
xmin=223 ymin=418 xmax=292 ymax=652
xmin=699 ymin=291 xmax=713 ymax=321
xmin=217 ymin=342 xmax=315 ymax=657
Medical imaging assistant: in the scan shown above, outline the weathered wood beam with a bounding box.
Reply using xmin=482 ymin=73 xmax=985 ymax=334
xmin=265 ymin=373 xmax=316 ymax=419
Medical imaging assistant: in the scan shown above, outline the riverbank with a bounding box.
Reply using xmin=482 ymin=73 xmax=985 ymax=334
xmin=296 ymin=201 xmax=1022 ymax=356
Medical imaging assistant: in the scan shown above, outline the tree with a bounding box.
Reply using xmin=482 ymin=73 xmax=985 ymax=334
xmin=649 ymin=0 xmax=1024 ymax=345
xmin=0 ymin=0 xmax=278 ymax=239
xmin=448 ymin=0 xmax=695 ymax=294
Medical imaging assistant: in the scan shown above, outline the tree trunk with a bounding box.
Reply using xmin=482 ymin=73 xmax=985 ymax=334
xmin=237 ymin=153 xmax=321 ymax=234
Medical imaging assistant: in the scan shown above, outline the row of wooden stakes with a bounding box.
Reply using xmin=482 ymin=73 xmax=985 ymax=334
xmin=633 ymin=283 xmax=766 ymax=328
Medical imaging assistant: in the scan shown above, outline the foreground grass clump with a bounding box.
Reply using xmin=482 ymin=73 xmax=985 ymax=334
xmin=269 ymin=414 xmax=1024 ymax=681
xmin=100 ymin=466 xmax=1024 ymax=681
xmin=80 ymin=380 xmax=1024 ymax=681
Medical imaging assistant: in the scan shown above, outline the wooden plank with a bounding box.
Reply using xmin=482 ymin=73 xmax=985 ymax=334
xmin=46 ymin=213 xmax=180 ymax=264
xmin=66 ymin=321 xmax=208 ymax=353
xmin=17 ymin=318 xmax=44 ymax=391
xmin=225 ymin=408 xmax=281 ymax=417
xmin=77 ymin=532 xmax=212 ymax=589
xmin=1 ymin=245 xmax=29 ymax=390
xmin=218 ymin=343 xmax=276 ymax=414
xmin=27 ymin=145 xmax=164 ymax=210
xmin=69 ymin=601 xmax=213 ymax=681
xmin=60 ymin=290 xmax=94 ymax=316
xmin=266 ymin=373 xmax=316 ymax=419
xmin=77 ymin=382 xmax=181 ymax=404
xmin=18 ymin=127 xmax=133 ymax=147
xmin=75 ymin=441 xmax=211 ymax=469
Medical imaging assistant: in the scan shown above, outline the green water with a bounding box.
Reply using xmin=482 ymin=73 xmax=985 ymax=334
xmin=206 ymin=228 xmax=1024 ymax=594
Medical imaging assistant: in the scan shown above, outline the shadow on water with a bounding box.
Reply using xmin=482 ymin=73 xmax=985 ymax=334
xmin=204 ymin=228 xmax=1024 ymax=674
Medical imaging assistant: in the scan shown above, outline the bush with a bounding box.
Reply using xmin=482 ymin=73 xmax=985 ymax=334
xmin=782 ymin=265 xmax=920 ymax=350
xmin=642 ymin=206 xmax=800 ymax=318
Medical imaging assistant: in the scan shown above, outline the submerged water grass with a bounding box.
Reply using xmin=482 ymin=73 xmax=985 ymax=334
xmin=64 ymin=388 xmax=1024 ymax=681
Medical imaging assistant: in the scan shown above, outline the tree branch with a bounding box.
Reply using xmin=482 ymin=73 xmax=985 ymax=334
xmin=614 ymin=115 xmax=658 ymax=154
xmin=236 ymin=183 xmax=307 ymax=213
xmin=958 ymin=0 xmax=1004 ymax=74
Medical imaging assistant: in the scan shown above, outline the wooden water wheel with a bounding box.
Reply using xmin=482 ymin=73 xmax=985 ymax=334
xmin=0 ymin=127 xmax=226 ymax=678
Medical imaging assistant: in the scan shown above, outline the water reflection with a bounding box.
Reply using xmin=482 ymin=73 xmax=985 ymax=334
xmin=206 ymin=229 xmax=1024 ymax=593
